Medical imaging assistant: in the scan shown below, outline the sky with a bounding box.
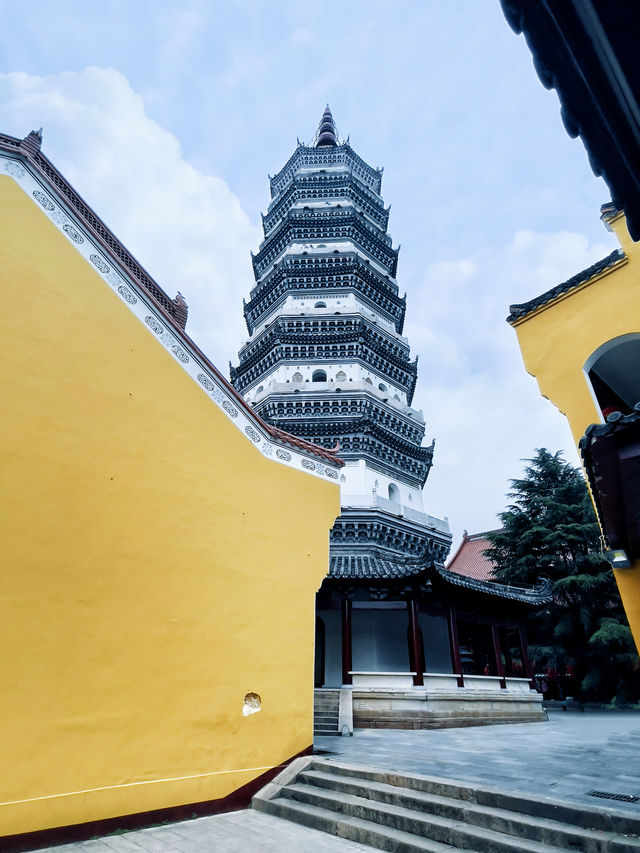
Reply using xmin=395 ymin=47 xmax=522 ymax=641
xmin=0 ymin=1 xmax=620 ymax=549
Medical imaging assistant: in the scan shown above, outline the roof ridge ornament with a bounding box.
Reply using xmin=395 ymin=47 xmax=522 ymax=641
xmin=315 ymin=104 xmax=338 ymax=147
xmin=20 ymin=128 xmax=43 ymax=156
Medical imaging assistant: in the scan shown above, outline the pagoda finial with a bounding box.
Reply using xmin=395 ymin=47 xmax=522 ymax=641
xmin=315 ymin=104 xmax=338 ymax=147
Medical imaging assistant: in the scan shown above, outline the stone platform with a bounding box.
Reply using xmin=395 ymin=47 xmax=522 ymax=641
xmin=350 ymin=672 xmax=544 ymax=728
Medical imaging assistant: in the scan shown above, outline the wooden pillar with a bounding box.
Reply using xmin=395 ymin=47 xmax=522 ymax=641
xmin=448 ymin=607 xmax=464 ymax=687
xmin=341 ymin=598 xmax=352 ymax=686
xmin=502 ymin=629 xmax=514 ymax=676
xmin=407 ymin=598 xmax=424 ymax=686
xmin=519 ymin=625 xmax=534 ymax=684
xmin=491 ymin=621 xmax=506 ymax=688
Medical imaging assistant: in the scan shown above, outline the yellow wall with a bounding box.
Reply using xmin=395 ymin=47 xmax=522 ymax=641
xmin=0 ymin=175 xmax=340 ymax=836
xmin=510 ymin=212 xmax=640 ymax=651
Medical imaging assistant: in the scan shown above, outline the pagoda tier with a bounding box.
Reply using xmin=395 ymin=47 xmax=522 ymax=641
xmin=269 ymin=144 xmax=382 ymax=199
xmin=231 ymin=316 xmax=418 ymax=402
xmin=232 ymin=107 xmax=451 ymax=577
xmin=254 ymin=402 xmax=433 ymax=487
xmin=330 ymin=507 xmax=451 ymax=573
xmin=252 ymin=212 xmax=398 ymax=280
xmin=263 ymin=173 xmax=390 ymax=235
xmin=243 ymin=257 xmax=406 ymax=335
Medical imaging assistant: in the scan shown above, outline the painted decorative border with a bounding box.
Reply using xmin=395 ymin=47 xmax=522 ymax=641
xmin=2 ymin=154 xmax=341 ymax=483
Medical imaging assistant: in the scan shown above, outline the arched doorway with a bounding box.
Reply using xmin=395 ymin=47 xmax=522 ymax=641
xmin=585 ymin=334 xmax=640 ymax=418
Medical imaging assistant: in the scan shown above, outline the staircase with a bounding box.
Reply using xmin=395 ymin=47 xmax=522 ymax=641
xmin=314 ymin=688 xmax=339 ymax=736
xmin=254 ymin=757 xmax=640 ymax=852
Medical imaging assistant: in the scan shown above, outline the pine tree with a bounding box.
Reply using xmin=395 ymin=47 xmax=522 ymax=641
xmin=485 ymin=449 xmax=639 ymax=703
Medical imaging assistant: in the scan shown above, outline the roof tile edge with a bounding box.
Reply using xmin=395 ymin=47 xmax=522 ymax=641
xmin=507 ymin=249 xmax=626 ymax=324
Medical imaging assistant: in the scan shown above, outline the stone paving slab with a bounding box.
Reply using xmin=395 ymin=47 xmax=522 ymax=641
xmin=45 ymin=811 xmax=373 ymax=852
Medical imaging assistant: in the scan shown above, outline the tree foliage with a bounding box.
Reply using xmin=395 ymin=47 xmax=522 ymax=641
xmin=485 ymin=449 xmax=639 ymax=702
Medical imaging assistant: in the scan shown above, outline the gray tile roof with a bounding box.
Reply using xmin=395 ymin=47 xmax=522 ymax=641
xmin=329 ymin=551 xmax=552 ymax=604
xmin=330 ymin=552 xmax=424 ymax=580
xmin=507 ymin=250 xmax=624 ymax=323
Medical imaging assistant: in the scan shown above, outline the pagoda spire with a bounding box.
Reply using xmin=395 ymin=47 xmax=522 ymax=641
xmin=316 ymin=105 xmax=338 ymax=147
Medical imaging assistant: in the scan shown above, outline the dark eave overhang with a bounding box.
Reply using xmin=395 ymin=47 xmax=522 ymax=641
xmin=501 ymin=0 xmax=640 ymax=241
xmin=579 ymin=408 xmax=640 ymax=558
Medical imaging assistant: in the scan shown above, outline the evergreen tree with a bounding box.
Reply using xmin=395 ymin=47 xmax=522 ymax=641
xmin=485 ymin=449 xmax=639 ymax=703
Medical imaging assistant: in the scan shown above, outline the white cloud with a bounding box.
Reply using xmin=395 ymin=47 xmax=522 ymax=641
xmin=406 ymin=229 xmax=615 ymax=548
xmin=0 ymin=67 xmax=260 ymax=371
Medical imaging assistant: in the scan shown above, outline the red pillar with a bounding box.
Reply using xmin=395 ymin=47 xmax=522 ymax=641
xmin=341 ymin=598 xmax=353 ymax=686
xmin=491 ymin=621 xmax=506 ymax=688
xmin=407 ymin=598 xmax=424 ymax=686
xmin=448 ymin=608 xmax=464 ymax=687
xmin=502 ymin=629 xmax=514 ymax=676
xmin=519 ymin=625 xmax=534 ymax=685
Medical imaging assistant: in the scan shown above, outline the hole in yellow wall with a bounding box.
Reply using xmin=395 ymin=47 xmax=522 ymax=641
xmin=243 ymin=692 xmax=261 ymax=716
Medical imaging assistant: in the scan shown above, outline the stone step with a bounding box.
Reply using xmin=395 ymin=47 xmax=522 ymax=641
xmin=314 ymin=710 xmax=339 ymax=718
xmin=314 ymin=761 xmax=640 ymax=835
xmin=305 ymin=785 xmax=581 ymax=851
xmin=294 ymin=770 xmax=640 ymax=852
xmin=256 ymin=796 xmax=466 ymax=852
xmin=253 ymin=757 xmax=640 ymax=853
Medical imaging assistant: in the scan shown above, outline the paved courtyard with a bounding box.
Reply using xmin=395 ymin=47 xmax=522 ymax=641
xmin=33 ymin=711 xmax=640 ymax=852
xmin=318 ymin=710 xmax=640 ymax=809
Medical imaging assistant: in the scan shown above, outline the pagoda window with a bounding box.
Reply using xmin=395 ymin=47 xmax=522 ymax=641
xmin=312 ymin=370 xmax=327 ymax=382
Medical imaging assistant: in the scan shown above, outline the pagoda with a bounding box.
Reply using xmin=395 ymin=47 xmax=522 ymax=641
xmin=232 ymin=109 xmax=549 ymax=727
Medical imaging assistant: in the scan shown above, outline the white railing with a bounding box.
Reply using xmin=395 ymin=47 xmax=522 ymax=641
xmin=348 ymin=671 xmax=536 ymax=693
xmin=350 ymin=672 xmax=415 ymax=689
xmin=343 ymin=495 xmax=450 ymax=533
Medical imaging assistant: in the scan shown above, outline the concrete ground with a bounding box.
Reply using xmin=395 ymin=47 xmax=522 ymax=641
xmin=34 ymin=711 xmax=640 ymax=852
